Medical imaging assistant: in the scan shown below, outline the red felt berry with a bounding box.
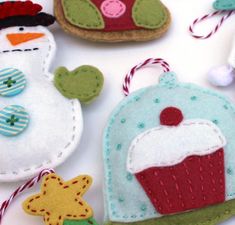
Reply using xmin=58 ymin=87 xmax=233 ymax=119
xmin=160 ymin=107 xmax=183 ymax=126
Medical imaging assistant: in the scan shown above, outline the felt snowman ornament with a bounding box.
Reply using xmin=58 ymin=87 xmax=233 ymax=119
xmin=103 ymin=58 xmax=235 ymax=225
xmin=0 ymin=1 xmax=104 ymax=182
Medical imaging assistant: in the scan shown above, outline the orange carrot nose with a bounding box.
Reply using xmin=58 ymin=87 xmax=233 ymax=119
xmin=6 ymin=33 xmax=45 ymax=46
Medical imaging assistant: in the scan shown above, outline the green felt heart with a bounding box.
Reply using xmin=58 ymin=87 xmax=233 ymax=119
xmin=213 ymin=0 xmax=235 ymax=10
xmin=64 ymin=218 xmax=99 ymax=225
xmin=106 ymin=199 xmax=235 ymax=225
xmin=132 ymin=0 xmax=168 ymax=29
xmin=62 ymin=0 xmax=105 ymax=29
xmin=54 ymin=65 xmax=104 ymax=104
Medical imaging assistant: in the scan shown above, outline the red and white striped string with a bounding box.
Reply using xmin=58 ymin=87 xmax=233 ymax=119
xmin=189 ymin=10 xmax=234 ymax=39
xmin=123 ymin=58 xmax=171 ymax=96
xmin=0 ymin=168 xmax=55 ymax=225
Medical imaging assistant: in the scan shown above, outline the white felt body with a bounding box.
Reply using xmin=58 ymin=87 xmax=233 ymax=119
xmin=127 ymin=119 xmax=226 ymax=174
xmin=0 ymin=27 xmax=83 ymax=182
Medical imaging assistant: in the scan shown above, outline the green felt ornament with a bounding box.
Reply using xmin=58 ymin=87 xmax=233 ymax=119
xmin=54 ymin=65 xmax=104 ymax=104
xmin=62 ymin=0 xmax=105 ymax=29
xmin=64 ymin=218 xmax=99 ymax=225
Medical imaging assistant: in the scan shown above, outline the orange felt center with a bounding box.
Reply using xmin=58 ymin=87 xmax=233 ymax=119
xmin=7 ymin=33 xmax=45 ymax=46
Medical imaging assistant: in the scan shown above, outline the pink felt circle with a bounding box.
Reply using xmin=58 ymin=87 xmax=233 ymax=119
xmin=101 ymin=0 xmax=126 ymax=18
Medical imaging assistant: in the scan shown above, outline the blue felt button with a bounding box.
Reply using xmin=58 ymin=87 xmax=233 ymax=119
xmin=0 ymin=105 xmax=30 ymax=137
xmin=0 ymin=68 xmax=26 ymax=97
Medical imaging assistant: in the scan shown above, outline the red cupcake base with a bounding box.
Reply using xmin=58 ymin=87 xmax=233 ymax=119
xmin=135 ymin=149 xmax=225 ymax=215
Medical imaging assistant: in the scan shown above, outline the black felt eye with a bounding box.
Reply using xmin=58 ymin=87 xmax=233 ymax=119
xmin=19 ymin=27 xmax=24 ymax=31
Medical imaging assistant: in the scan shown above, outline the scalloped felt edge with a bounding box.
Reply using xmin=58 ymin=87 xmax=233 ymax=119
xmin=54 ymin=0 xmax=171 ymax=42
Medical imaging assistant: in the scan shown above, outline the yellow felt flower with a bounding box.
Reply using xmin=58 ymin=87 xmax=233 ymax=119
xmin=23 ymin=174 xmax=93 ymax=225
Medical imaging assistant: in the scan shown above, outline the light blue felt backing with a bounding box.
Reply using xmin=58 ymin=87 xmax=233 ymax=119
xmin=103 ymin=72 xmax=235 ymax=223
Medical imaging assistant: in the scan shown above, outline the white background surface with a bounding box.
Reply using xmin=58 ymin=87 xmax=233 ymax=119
xmin=1 ymin=0 xmax=235 ymax=224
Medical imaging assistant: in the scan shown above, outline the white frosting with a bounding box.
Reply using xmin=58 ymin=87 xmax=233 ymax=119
xmin=127 ymin=119 xmax=226 ymax=174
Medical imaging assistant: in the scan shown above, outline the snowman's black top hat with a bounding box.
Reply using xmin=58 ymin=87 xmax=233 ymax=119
xmin=0 ymin=1 xmax=55 ymax=30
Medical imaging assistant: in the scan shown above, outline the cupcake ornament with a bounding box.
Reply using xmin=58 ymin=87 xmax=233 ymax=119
xmin=103 ymin=58 xmax=235 ymax=225
xmin=128 ymin=107 xmax=226 ymax=215
xmin=0 ymin=1 xmax=104 ymax=182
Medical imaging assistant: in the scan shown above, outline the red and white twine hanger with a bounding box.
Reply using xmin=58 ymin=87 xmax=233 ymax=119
xmin=0 ymin=168 xmax=55 ymax=225
xmin=189 ymin=10 xmax=235 ymax=39
xmin=123 ymin=58 xmax=171 ymax=96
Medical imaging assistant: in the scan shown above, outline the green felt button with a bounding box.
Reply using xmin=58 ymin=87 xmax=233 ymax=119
xmin=54 ymin=65 xmax=104 ymax=104
xmin=62 ymin=0 xmax=105 ymax=29
xmin=132 ymin=0 xmax=168 ymax=29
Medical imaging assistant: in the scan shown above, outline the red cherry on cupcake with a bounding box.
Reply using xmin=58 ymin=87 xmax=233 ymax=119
xmin=160 ymin=107 xmax=183 ymax=126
